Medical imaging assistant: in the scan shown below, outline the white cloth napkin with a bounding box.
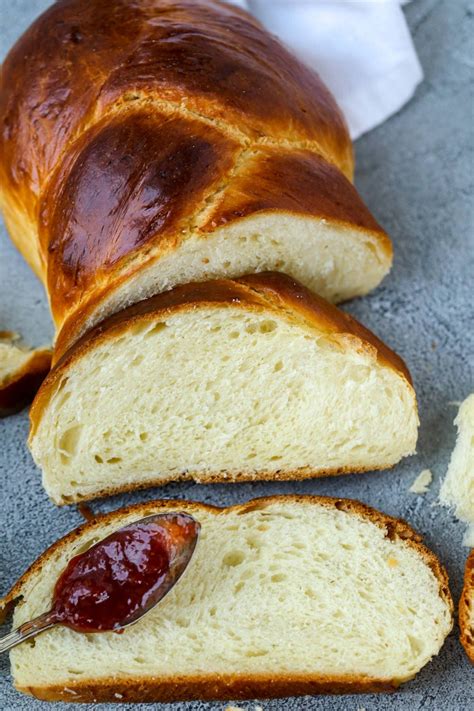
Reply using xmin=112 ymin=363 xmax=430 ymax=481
xmin=227 ymin=0 xmax=423 ymax=139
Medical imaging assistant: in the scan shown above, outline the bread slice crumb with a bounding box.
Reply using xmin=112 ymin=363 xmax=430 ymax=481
xmin=409 ymin=469 xmax=432 ymax=494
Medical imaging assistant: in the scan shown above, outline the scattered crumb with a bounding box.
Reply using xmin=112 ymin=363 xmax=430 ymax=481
xmin=431 ymin=341 xmax=437 ymax=350
xmin=225 ymin=707 xmax=242 ymax=711
xmin=114 ymin=692 xmax=123 ymax=699
xmin=463 ymin=525 xmax=474 ymax=548
xmin=409 ymin=469 xmax=433 ymax=494
xmin=63 ymin=688 xmax=77 ymax=695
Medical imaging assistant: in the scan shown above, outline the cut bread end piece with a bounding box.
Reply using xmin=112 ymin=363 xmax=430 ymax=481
xmin=460 ymin=550 xmax=474 ymax=663
xmin=1 ymin=495 xmax=453 ymax=702
xmin=440 ymin=394 xmax=474 ymax=526
xmin=30 ymin=273 xmax=418 ymax=504
xmin=0 ymin=332 xmax=52 ymax=417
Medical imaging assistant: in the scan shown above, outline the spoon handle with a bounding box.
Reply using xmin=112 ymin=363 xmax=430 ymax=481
xmin=0 ymin=611 xmax=56 ymax=654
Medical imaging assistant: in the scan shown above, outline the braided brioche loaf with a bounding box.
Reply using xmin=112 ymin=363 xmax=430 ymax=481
xmin=0 ymin=0 xmax=391 ymax=357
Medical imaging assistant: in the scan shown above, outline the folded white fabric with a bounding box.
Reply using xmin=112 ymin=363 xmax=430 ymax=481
xmin=228 ymin=0 xmax=422 ymax=139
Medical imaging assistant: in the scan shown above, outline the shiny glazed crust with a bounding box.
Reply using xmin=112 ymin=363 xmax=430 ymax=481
xmin=0 ymin=0 xmax=352 ymax=213
xmin=0 ymin=347 xmax=52 ymax=417
xmin=49 ymin=142 xmax=390 ymax=351
xmin=0 ymin=494 xmax=453 ymax=702
xmin=0 ymin=0 xmax=391 ymax=344
xmin=460 ymin=550 xmax=474 ymax=663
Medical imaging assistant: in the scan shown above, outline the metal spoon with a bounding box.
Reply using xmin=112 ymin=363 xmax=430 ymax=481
xmin=0 ymin=512 xmax=200 ymax=653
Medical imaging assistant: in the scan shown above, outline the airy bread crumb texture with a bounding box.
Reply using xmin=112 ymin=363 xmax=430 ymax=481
xmin=31 ymin=306 xmax=418 ymax=504
xmin=440 ymin=394 xmax=474 ymax=525
xmin=5 ymin=497 xmax=452 ymax=699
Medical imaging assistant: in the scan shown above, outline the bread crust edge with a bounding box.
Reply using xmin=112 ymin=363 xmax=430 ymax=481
xmin=460 ymin=549 xmax=474 ymax=663
xmin=45 ymin=462 xmax=399 ymax=506
xmin=15 ymin=672 xmax=404 ymax=702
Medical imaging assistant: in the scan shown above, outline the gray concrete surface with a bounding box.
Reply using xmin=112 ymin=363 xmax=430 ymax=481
xmin=0 ymin=0 xmax=473 ymax=708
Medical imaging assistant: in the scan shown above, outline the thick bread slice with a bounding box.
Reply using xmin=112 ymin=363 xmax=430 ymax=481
xmin=0 ymin=332 xmax=51 ymax=417
xmin=460 ymin=550 xmax=474 ymax=663
xmin=0 ymin=495 xmax=453 ymax=702
xmin=29 ymin=273 xmax=418 ymax=504
xmin=440 ymin=394 xmax=474 ymax=526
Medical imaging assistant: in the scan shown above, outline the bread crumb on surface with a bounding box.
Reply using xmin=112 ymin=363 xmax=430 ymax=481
xmin=409 ymin=469 xmax=433 ymax=494
xmin=440 ymin=394 xmax=474 ymax=526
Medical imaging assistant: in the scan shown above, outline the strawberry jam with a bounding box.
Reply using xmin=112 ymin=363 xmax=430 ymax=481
xmin=50 ymin=513 xmax=199 ymax=632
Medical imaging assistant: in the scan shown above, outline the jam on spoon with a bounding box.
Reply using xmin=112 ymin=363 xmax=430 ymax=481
xmin=0 ymin=512 xmax=200 ymax=652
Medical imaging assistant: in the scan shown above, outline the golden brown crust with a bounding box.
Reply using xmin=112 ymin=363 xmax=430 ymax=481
xmin=44 ymin=137 xmax=390 ymax=342
xmin=41 ymin=110 xmax=241 ymax=324
xmin=31 ymin=272 xmax=415 ymax=445
xmin=16 ymin=674 xmax=400 ymax=702
xmin=460 ymin=550 xmax=474 ymax=663
xmin=0 ymin=0 xmax=351 ymax=212
xmin=0 ymin=345 xmax=52 ymax=417
xmin=1 ymin=494 xmax=452 ymax=701
xmin=203 ymin=148 xmax=390 ymax=253
xmin=1 ymin=0 xmax=393 ymax=348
